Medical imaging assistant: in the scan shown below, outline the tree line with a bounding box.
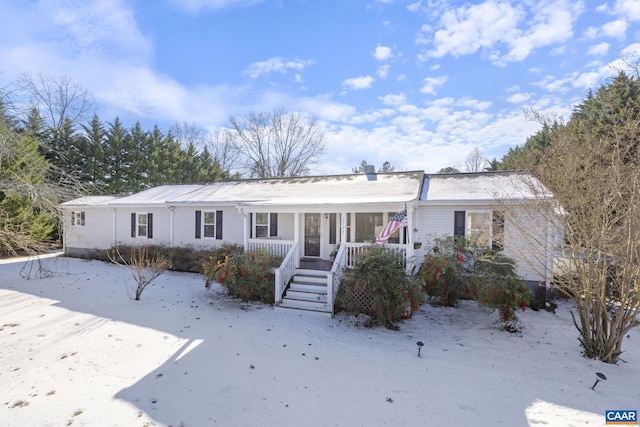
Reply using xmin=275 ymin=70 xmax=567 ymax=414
xmin=0 ymin=73 xmax=328 ymax=254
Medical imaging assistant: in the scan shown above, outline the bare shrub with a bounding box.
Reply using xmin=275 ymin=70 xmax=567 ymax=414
xmin=108 ymin=245 xmax=170 ymax=300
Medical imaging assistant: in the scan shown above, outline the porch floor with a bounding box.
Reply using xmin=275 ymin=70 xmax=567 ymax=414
xmin=299 ymin=258 xmax=332 ymax=271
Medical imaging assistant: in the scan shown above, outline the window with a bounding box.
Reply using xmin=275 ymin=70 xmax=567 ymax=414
xmin=355 ymin=212 xmax=383 ymax=243
xmin=467 ymin=211 xmax=491 ymax=247
xmin=453 ymin=210 xmax=495 ymax=248
xmin=255 ymin=212 xmax=269 ymax=238
xmin=138 ymin=214 xmax=148 ymax=237
xmin=386 ymin=212 xmax=405 ymax=244
xmin=252 ymin=213 xmax=278 ymax=238
xmin=131 ymin=213 xmax=153 ymax=238
xmin=71 ymin=211 xmax=85 ymax=226
xmin=203 ymin=212 xmax=216 ymax=237
xmin=195 ymin=210 xmax=223 ymax=239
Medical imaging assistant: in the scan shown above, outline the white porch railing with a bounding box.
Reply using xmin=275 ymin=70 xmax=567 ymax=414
xmin=341 ymin=242 xmax=407 ymax=268
xmin=251 ymin=239 xmax=408 ymax=312
xmin=248 ymin=238 xmax=296 ymax=259
xmin=272 ymin=242 xmax=299 ymax=304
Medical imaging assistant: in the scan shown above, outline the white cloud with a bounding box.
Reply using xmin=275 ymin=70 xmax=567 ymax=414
xmin=615 ymin=0 xmax=640 ymax=21
xmin=420 ymin=75 xmax=448 ymax=94
xmin=601 ymin=19 xmax=627 ymax=39
xmin=422 ymin=0 xmax=583 ymax=64
xmin=169 ymin=0 xmax=266 ymax=13
xmin=507 ymin=92 xmax=532 ymax=103
xmin=377 ymin=64 xmax=391 ymax=79
xmin=343 ymin=75 xmax=375 ymax=90
xmin=372 ymin=45 xmax=393 ymax=61
xmin=243 ymin=57 xmax=314 ymax=78
xmin=407 ymin=1 xmax=422 ymax=12
xmin=587 ymin=42 xmax=610 ymax=56
xmin=379 ymin=93 xmax=407 ymax=106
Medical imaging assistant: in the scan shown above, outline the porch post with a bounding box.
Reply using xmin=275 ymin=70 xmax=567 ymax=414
xmin=340 ymin=211 xmax=347 ymax=244
xmin=293 ymin=212 xmax=300 ymax=267
xmin=406 ymin=204 xmax=415 ymax=274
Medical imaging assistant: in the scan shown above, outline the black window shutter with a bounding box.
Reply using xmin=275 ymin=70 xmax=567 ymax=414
xmin=454 ymin=211 xmax=465 ymax=237
xmin=249 ymin=213 xmax=253 ymax=238
xmin=195 ymin=210 xmax=201 ymax=239
xmin=80 ymin=211 xmax=85 ymax=226
xmin=71 ymin=211 xmax=76 ymax=226
xmin=147 ymin=213 xmax=153 ymax=239
xmin=131 ymin=213 xmax=136 ymax=237
xmin=270 ymin=213 xmax=278 ymax=237
xmin=216 ymin=210 xmax=223 ymax=240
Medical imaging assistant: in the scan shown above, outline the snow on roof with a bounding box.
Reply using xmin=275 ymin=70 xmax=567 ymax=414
xmin=422 ymin=171 xmax=549 ymax=202
xmin=60 ymin=195 xmax=123 ymax=207
xmin=108 ymin=185 xmax=204 ymax=206
xmin=88 ymin=172 xmax=425 ymax=207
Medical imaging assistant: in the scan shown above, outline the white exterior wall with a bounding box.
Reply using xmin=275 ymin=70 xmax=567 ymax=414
xmin=62 ymin=207 xmax=113 ymax=252
xmin=277 ymin=213 xmax=295 ymax=240
xmin=172 ymin=206 xmax=244 ymax=247
xmin=414 ymin=202 xmax=549 ymax=283
xmin=112 ymin=207 xmax=172 ymax=247
xmin=502 ymin=207 xmax=552 ymax=284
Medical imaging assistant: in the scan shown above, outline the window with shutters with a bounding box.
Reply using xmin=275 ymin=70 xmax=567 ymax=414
xmin=131 ymin=213 xmax=153 ymax=239
xmin=253 ymin=213 xmax=277 ymax=238
xmin=71 ymin=211 xmax=85 ymax=226
xmin=195 ymin=210 xmax=223 ymax=240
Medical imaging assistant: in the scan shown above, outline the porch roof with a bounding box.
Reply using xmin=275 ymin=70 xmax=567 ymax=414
xmin=421 ymin=171 xmax=548 ymax=202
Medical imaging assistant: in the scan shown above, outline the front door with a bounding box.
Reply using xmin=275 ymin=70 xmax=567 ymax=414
xmin=304 ymin=213 xmax=321 ymax=257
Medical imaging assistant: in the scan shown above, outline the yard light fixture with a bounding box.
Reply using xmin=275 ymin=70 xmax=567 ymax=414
xmin=591 ymin=372 xmax=607 ymax=390
xmin=416 ymin=341 xmax=424 ymax=357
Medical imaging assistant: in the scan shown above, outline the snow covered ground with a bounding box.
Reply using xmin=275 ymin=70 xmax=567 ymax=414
xmin=0 ymin=255 xmax=638 ymax=427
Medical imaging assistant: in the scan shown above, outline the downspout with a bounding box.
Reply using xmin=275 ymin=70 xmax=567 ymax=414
xmin=168 ymin=205 xmax=175 ymax=247
xmin=111 ymin=207 xmax=117 ymax=247
xmin=238 ymin=205 xmax=249 ymax=251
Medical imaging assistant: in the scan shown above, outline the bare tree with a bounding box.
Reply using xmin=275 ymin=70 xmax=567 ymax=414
xmin=207 ymin=130 xmax=239 ymax=174
xmin=464 ymin=147 xmax=486 ymax=172
xmin=171 ymin=120 xmax=206 ymax=150
xmin=502 ymin=80 xmax=640 ymax=363
xmin=108 ymin=245 xmax=170 ymax=300
xmin=18 ymin=72 xmax=93 ymax=131
xmin=226 ymin=108 xmax=327 ymax=178
xmin=0 ymin=124 xmax=83 ymax=255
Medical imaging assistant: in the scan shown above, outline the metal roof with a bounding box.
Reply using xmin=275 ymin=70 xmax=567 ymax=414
xmin=61 ymin=171 xmax=550 ymax=208
xmin=421 ymin=171 xmax=549 ymax=202
xmin=65 ymin=171 xmax=425 ymax=207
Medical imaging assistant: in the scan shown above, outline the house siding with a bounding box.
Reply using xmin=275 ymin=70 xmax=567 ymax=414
xmin=172 ymin=206 xmax=244 ymax=247
xmin=414 ymin=202 xmax=547 ymax=282
xmin=62 ymin=207 xmax=113 ymax=253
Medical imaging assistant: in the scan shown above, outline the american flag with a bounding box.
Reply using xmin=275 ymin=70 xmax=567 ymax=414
xmin=375 ymin=209 xmax=408 ymax=245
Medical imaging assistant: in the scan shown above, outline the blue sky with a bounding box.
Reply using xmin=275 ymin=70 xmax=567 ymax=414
xmin=1 ymin=0 xmax=639 ymax=174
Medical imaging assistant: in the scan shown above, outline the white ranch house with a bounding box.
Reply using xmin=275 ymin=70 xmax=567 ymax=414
xmin=61 ymin=170 xmax=555 ymax=316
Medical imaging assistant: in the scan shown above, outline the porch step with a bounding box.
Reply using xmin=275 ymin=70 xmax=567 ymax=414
xmin=276 ymin=268 xmax=332 ymax=316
